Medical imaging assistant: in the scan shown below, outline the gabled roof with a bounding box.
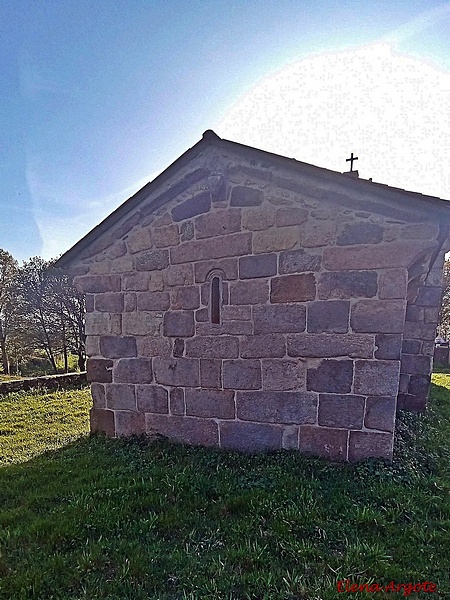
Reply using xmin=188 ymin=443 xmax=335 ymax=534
xmin=56 ymin=130 xmax=450 ymax=268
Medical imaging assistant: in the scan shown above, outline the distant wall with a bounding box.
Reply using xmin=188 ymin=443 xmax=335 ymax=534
xmin=0 ymin=372 xmax=87 ymax=395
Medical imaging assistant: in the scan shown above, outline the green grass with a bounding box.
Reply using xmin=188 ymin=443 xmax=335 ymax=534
xmin=0 ymin=378 xmax=449 ymax=599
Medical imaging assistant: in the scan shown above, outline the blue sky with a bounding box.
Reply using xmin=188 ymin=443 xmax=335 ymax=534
xmin=1 ymin=0 xmax=450 ymax=263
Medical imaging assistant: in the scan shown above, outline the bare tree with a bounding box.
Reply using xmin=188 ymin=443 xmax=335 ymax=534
xmin=438 ymin=260 xmax=450 ymax=339
xmin=0 ymin=249 xmax=19 ymax=374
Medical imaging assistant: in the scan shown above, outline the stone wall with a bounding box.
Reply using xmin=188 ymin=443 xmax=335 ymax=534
xmin=71 ymin=151 xmax=446 ymax=461
xmin=0 ymin=372 xmax=87 ymax=395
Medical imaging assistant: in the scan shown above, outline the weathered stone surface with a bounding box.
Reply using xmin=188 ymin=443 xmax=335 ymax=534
xmin=353 ymin=360 xmax=400 ymax=396
xmin=169 ymin=388 xmax=185 ymax=415
xmin=400 ymin=354 xmax=432 ymax=376
xmin=172 ymin=191 xmax=211 ymax=221
xmin=318 ymin=271 xmax=377 ymax=300
xmin=123 ymin=272 xmax=151 ymax=291
xmin=74 ymin=275 xmax=121 ymax=293
xmin=230 ymin=280 xmax=269 ymax=305
xmin=307 ymin=300 xmax=349 ymax=334
xmin=91 ymin=383 xmax=106 ymax=408
xmin=416 ymin=286 xmax=442 ymax=307
xmin=114 ymin=358 xmax=153 ymax=384
xmin=163 ymin=311 xmax=195 ymax=337
xmin=348 ymin=431 xmax=393 ymax=461
xmin=282 ymin=425 xmax=299 ymax=449
xmin=303 ymin=219 xmax=335 ymax=247
xmin=378 ymin=269 xmax=407 ymax=299
xmin=374 ymin=334 xmax=402 ymax=360
xmin=109 ymin=256 xmax=133 ymax=274
xmin=90 ymin=408 xmax=115 ymax=437
xmin=100 ymin=336 xmax=137 ymax=359
xmin=287 ymin=333 xmax=374 ymax=358
xmin=173 ymin=338 xmax=184 ymax=358
xmin=95 ymin=293 xmax=124 ymax=313
xmin=185 ymin=336 xmax=239 ymax=358
xmin=230 ymin=185 xmax=263 ymax=206
xmin=220 ymin=421 xmax=282 ymax=452
xmin=85 ymin=295 xmax=94 ymax=313
xmin=180 ymin=220 xmax=194 ymax=241
xmin=323 ymin=241 xmax=434 ymax=270
xmin=115 ymin=410 xmax=146 ymax=436
xmin=401 ymin=339 xmax=421 ymax=355
xmin=279 ymin=248 xmax=322 ymax=274
xmin=239 ymin=254 xmax=277 ymax=279
xmin=253 ymin=304 xmax=306 ymax=334
xmin=424 ymin=307 xmax=440 ymax=324
xmin=223 ymin=360 xmax=262 ymax=390
xmin=405 ymin=305 xmax=424 ymax=322
xmin=253 ymin=226 xmax=299 ymax=253
xmin=122 ymin=312 xmax=162 ymax=336
xmin=152 ymin=224 xmax=179 ymax=248
xmin=194 ymin=258 xmax=238 ymax=283
xmin=236 ymin=390 xmax=316 ymax=424
xmin=239 ymin=334 xmax=285 ymax=359
xmin=299 ymin=425 xmax=348 ymax=461
xmin=408 ymin=374 xmax=430 ymax=397
xmin=276 ymin=207 xmax=308 ymax=226
xmin=171 ymin=286 xmax=200 ymax=310
xmin=270 ymin=274 xmax=316 ymax=303
xmin=242 ymin=205 xmax=276 ymax=230
xmin=146 ymin=414 xmax=218 ymax=446
xmin=85 ymin=335 xmax=100 ymax=357
xmin=171 ymin=232 xmax=252 ymax=264
xmin=307 ymin=360 xmax=353 ymax=393
xmin=200 ymin=359 xmax=222 ymax=388
xmin=136 ymin=385 xmax=168 ymax=413
xmin=85 ymin=313 xmax=121 ymax=336
xmin=135 ymin=250 xmax=169 ymax=271
xmin=351 ymin=300 xmax=405 ymax=333
xmin=87 ymin=358 xmax=113 ymax=383
xmin=365 ymin=396 xmax=396 ymax=432
xmin=403 ymin=322 xmax=437 ymax=341
xmin=106 ymin=384 xmax=136 ymax=410
xmin=153 ymin=212 xmax=172 ymax=227
xmin=222 ymin=305 xmax=252 ymax=321
xmin=165 ymin=264 xmax=193 ymax=287
xmin=185 ymin=389 xmax=235 ymax=419
xmin=126 ymin=228 xmax=152 ymax=254
xmin=153 ymin=358 xmax=200 ymax=386
xmin=208 ymin=173 xmax=227 ymax=202
xmin=262 ymin=359 xmax=305 ymax=390
xmin=397 ymin=393 xmax=427 ymax=411
xmin=318 ymin=394 xmax=365 ymax=429
xmin=137 ymin=292 xmax=170 ymax=311
xmin=195 ymin=209 xmax=241 ymax=238
xmin=124 ymin=293 xmax=137 ymax=312
xmin=137 ymin=336 xmax=171 ymax=357
xmin=337 ymin=222 xmax=383 ymax=245
xmin=106 ymin=240 xmax=127 ymax=259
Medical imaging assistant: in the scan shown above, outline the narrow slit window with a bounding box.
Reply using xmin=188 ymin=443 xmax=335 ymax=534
xmin=211 ymin=276 xmax=221 ymax=324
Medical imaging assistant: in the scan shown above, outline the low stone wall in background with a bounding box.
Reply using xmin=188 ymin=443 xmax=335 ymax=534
xmin=0 ymin=372 xmax=87 ymax=395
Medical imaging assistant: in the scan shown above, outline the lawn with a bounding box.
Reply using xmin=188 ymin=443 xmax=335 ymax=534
xmin=0 ymin=378 xmax=449 ymax=599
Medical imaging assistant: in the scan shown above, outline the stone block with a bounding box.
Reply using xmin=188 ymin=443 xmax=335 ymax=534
xmin=137 ymin=292 xmax=170 ymax=311
xmin=230 ymin=280 xmax=269 ymax=305
xmin=195 ymin=208 xmax=241 ymax=238
xmin=262 ymin=359 xmax=305 ymax=390
xmin=200 ymin=359 xmax=222 ymax=388
xmin=303 ymin=219 xmax=335 ymax=247
xmin=172 ymin=191 xmax=211 ymax=221
xmin=180 ymin=220 xmax=195 ymax=241
xmin=169 ymin=388 xmax=185 ymax=415
xmin=222 ymin=305 xmax=252 ymax=321
xmin=208 ymin=173 xmax=227 ymax=202
xmin=154 ymin=212 xmax=172 ymax=227
xmin=424 ymin=307 xmax=440 ymax=324
xmin=364 ymin=396 xmax=396 ymax=432
xmin=136 ymin=336 xmax=172 ymax=357
xmin=403 ymin=322 xmax=437 ymax=341
xmin=401 ymin=222 xmax=439 ymax=239
xmin=318 ymin=394 xmax=365 ymax=429
xmin=306 ymin=359 xmax=353 ymax=393
xmin=270 ymin=274 xmax=316 ymax=303
xmin=146 ymin=414 xmax=218 ymax=447
xmin=253 ymin=226 xmax=299 ymax=253
xmin=110 ymin=256 xmax=134 ymax=274
xmin=318 ymin=271 xmax=378 ymax=300
xmin=195 ymin=308 xmax=209 ymax=322
xmin=400 ymin=354 xmax=432 ymax=376
xmin=337 ymin=222 xmax=383 ymax=245
xmin=100 ymin=336 xmax=137 ymax=359
xmin=124 ymin=293 xmax=137 ymax=312
xmin=348 ymin=431 xmax=393 ymax=461
xmin=220 ymin=421 xmax=282 ymax=452
xmin=240 ymin=334 xmax=286 ymax=358
xmin=408 ymin=375 xmax=430 ymax=397
xmin=401 ymin=339 xmax=421 ymax=354
xmin=171 ymin=286 xmax=200 ymax=310
xmin=152 ymin=224 xmax=179 ymax=248
xmin=185 ymin=336 xmax=239 ymax=358
xmin=123 ymin=272 xmax=151 ymax=291
xmin=239 ymin=254 xmax=277 ymax=279
xmin=276 ymin=207 xmax=308 ymax=226
xmin=74 ymin=274 xmax=121 ymax=293
xmin=165 ymin=264 xmax=194 ymax=287
xmin=85 ymin=294 xmax=94 ymax=312
xmin=85 ymin=312 xmax=121 ymax=336
xmin=307 ymin=300 xmax=349 ymax=334
xmin=90 ymin=408 xmax=115 ymax=437
xmin=299 ymin=425 xmax=348 ymax=461
xmin=95 ymin=293 xmax=124 ymax=313
xmin=185 ymin=389 xmax=235 ymax=419
xmin=236 ymin=390 xmax=316 ymax=424
xmin=287 ymin=333 xmax=374 ymax=358
xmin=221 ymin=321 xmax=253 ymax=335
xmin=253 ymin=304 xmax=306 ymax=334
xmin=106 ymin=384 xmax=136 ymax=410
xmin=323 ymin=241 xmax=434 ymax=270
xmin=374 ymin=334 xmax=402 ymax=360
xmin=135 ymin=249 xmax=169 ymax=271
xmin=378 ymin=269 xmax=407 ymax=299
xmin=230 ymin=185 xmax=263 ymax=206
xmin=405 ymin=305 xmax=424 ymax=322
xmin=114 ymin=358 xmax=153 ymax=384
xmin=136 ymin=385 xmax=168 ymax=413
xmin=282 ymin=426 xmax=300 ymax=450
xmin=126 ymin=228 xmax=152 ymax=254
xmin=153 ymin=358 xmax=200 ymax=386
xmin=85 ymin=335 xmax=100 ymax=357
xmin=416 ymin=286 xmax=442 ymax=307
xmin=163 ymin=311 xmax=195 ymax=337
xmin=122 ymin=312 xmax=162 ymax=336
xmin=279 ymin=248 xmax=322 ymax=274
xmin=223 ymin=360 xmax=262 ymax=390
xmin=351 ymin=300 xmax=405 ymax=333
xmin=87 ymin=358 xmax=113 ymax=383
xmin=173 ymin=338 xmax=184 ymax=358
xmin=91 ymin=383 xmax=106 ymax=408
xmin=194 ymin=258 xmax=238 ymax=282
xmin=397 ymin=393 xmax=427 ymax=412
xmin=242 ymin=204 xmax=276 ymax=230
xmin=170 ymin=232 xmax=252 ymax=264
xmin=115 ymin=411 xmax=146 ymax=437
xmin=353 ymin=360 xmax=400 ymax=396
xmin=107 ymin=240 xmax=127 ymax=259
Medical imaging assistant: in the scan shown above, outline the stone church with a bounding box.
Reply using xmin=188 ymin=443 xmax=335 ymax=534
xmin=56 ymin=131 xmax=450 ymax=461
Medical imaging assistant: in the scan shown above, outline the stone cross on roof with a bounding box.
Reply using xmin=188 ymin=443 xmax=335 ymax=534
xmin=346 ymin=152 xmax=358 ymax=172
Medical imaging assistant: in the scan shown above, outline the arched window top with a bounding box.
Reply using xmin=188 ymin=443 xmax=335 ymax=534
xmin=206 ymin=269 xmax=224 ymax=325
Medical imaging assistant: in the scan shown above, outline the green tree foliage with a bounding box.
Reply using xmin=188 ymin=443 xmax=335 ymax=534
xmin=0 ymin=249 xmax=19 ymax=374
